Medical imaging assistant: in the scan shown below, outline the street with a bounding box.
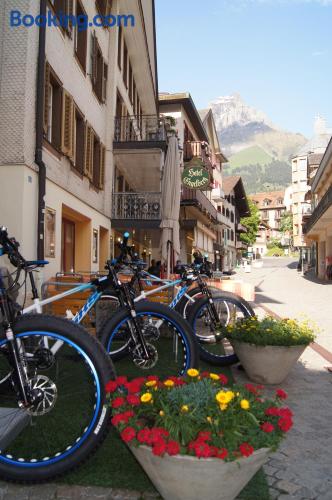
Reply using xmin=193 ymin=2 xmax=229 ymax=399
xmin=234 ymin=257 xmax=332 ymax=499
xmin=236 ymin=257 xmax=332 ymax=352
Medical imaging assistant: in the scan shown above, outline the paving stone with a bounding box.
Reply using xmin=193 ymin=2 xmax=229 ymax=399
xmin=79 ymin=486 xmax=112 ymax=499
xmin=267 ymin=460 xmax=288 ymax=470
xmin=28 ymin=484 xmax=57 ymax=500
xmin=277 ymin=495 xmax=297 ymax=500
xmin=291 ymin=486 xmax=316 ymax=499
xmin=276 ymin=481 xmax=301 ymax=495
xmin=108 ymin=489 xmax=141 ymax=500
xmin=268 ymin=488 xmax=281 ymax=500
xmin=266 ymin=475 xmax=277 ymax=487
xmin=263 ymin=464 xmax=279 ymax=476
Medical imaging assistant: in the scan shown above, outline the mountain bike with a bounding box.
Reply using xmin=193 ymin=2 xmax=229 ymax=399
xmin=0 ymin=227 xmax=114 ymax=483
xmin=99 ymin=235 xmax=254 ymax=367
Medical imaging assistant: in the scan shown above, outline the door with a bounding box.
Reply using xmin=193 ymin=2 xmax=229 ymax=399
xmin=61 ymin=218 xmax=75 ymax=272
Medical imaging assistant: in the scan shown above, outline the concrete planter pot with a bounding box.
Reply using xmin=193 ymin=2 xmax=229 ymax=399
xmin=231 ymin=340 xmax=307 ymax=384
xmin=129 ymin=444 xmax=270 ymax=500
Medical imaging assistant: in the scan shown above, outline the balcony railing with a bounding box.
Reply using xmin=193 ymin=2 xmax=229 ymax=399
xmin=181 ymin=188 xmax=218 ymax=221
xmin=236 ymin=222 xmax=247 ymax=233
xmin=114 ymin=115 xmax=166 ymax=143
xmin=183 ymin=141 xmax=213 ymax=166
xmin=303 ymin=184 xmax=332 ymax=234
xmin=112 ymin=192 xmax=161 ymax=220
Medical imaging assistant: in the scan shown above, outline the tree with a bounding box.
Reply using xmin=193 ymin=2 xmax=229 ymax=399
xmin=279 ymin=211 xmax=293 ymax=248
xmin=240 ymin=198 xmax=260 ymax=246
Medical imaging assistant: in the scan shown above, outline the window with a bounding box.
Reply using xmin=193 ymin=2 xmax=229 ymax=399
xmin=92 ymin=229 xmax=98 ymax=263
xmin=61 ymin=89 xmax=75 ymax=160
xmin=45 ymin=208 xmax=56 ymax=258
xmin=263 ymin=199 xmax=271 ymax=206
xmin=277 ymin=198 xmax=283 ymax=205
xmin=44 ymin=63 xmax=62 ymax=150
xmin=74 ymin=107 xmax=85 ymax=174
xmin=292 ymin=160 xmax=298 ymax=172
xmin=123 ymin=41 xmax=128 ymax=88
xmin=262 ymin=210 xmax=268 ymax=219
xmin=50 ymin=0 xmax=73 ymax=34
xmin=85 ymin=130 xmax=106 ymax=190
xmin=91 ymin=33 xmax=108 ymax=102
xmin=133 ymin=80 xmax=137 ymax=114
xmin=299 ymin=159 xmax=307 ymax=171
xmin=75 ymin=0 xmax=87 ymax=71
xmin=231 ymin=230 xmax=234 ymax=241
xmin=117 ymin=26 xmax=122 ymax=68
xmin=230 ymin=212 xmax=234 ymax=223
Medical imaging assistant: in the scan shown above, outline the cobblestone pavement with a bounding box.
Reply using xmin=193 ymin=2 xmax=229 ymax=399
xmin=0 ymin=483 xmax=160 ymax=500
xmin=234 ymin=259 xmax=332 ymax=499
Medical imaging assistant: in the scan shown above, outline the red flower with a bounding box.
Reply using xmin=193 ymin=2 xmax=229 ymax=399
xmin=219 ymin=374 xmax=228 ymax=385
xmin=115 ymin=376 xmax=128 ymax=386
xmin=127 ymin=394 xmax=140 ymax=406
xmin=167 ymin=440 xmax=180 ymax=456
xmin=239 ymin=442 xmax=254 ymax=457
xmin=147 ymin=375 xmax=159 ymax=382
xmin=105 ymin=380 xmax=117 ymax=393
xmin=261 ymin=422 xmax=275 ymax=433
xmin=137 ymin=428 xmax=151 ymax=444
xmin=216 ymin=448 xmax=228 ymax=460
xmin=196 ymin=431 xmax=212 ymax=442
xmin=245 ymin=383 xmax=258 ymax=394
xmin=278 ymin=417 xmax=293 ymax=432
xmin=146 ymin=427 xmax=169 ymax=445
xmin=278 ymin=408 xmax=293 ymax=418
xmin=111 ymin=410 xmax=134 ymax=427
xmin=193 ymin=442 xmax=212 ymax=458
xmin=120 ymin=426 xmax=136 ymax=443
xmin=111 ymin=396 xmax=126 ymax=409
xmin=152 ymin=439 xmax=167 ymax=456
xmin=276 ymin=389 xmax=288 ymax=399
xmin=265 ymin=406 xmax=280 ymax=417
xmin=200 ymin=371 xmax=210 ymax=378
xmin=125 ymin=381 xmax=142 ymax=394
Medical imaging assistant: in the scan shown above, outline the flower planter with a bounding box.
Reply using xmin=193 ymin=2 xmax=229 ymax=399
xmin=231 ymin=340 xmax=306 ymax=384
xmin=129 ymin=444 xmax=270 ymax=500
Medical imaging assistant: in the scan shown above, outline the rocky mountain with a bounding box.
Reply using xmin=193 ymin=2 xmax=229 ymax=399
xmin=210 ymin=93 xmax=306 ymax=162
xmin=209 ymin=93 xmax=307 ymax=193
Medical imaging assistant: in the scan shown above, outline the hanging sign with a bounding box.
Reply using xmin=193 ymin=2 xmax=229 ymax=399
xmin=182 ymin=166 xmax=210 ymax=190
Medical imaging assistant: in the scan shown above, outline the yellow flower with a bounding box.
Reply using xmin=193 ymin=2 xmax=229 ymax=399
xmin=145 ymin=380 xmax=157 ymax=387
xmin=209 ymin=373 xmax=220 ymax=381
xmin=240 ymin=399 xmax=250 ymax=410
xmin=206 ymin=416 xmax=212 ymax=423
xmin=236 ymin=392 xmax=240 ymax=396
xmin=187 ymin=368 xmax=199 ymax=377
xmin=181 ymin=405 xmax=189 ymax=413
xmin=140 ymin=392 xmax=153 ymax=403
xmin=159 ymin=410 xmax=165 ymax=417
xmin=216 ymin=390 xmax=234 ymax=405
xmin=164 ymin=379 xmax=175 ymax=387
xmin=219 ymin=403 xmax=228 ymax=411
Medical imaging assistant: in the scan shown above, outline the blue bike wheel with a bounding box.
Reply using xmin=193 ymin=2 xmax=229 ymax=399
xmin=0 ymin=315 xmax=114 ymax=482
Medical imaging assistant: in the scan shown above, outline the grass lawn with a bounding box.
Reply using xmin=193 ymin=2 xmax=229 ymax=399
xmin=59 ymin=359 xmax=270 ymax=499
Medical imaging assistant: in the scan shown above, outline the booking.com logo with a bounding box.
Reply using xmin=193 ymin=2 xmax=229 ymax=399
xmin=10 ymin=10 xmax=135 ymax=31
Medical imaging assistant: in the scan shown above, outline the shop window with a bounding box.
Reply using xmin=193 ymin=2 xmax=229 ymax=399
xmin=45 ymin=208 xmax=56 ymax=258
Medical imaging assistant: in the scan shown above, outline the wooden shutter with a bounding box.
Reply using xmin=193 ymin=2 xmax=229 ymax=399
xmin=43 ymin=63 xmax=51 ymax=135
xmin=66 ymin=0 xmax=73 ymax=33
xmin=99 ymin=145 xmax=106 ymax=189
xmin=84 ymin=124 xmax=93 ymax=180
xmin=61 ymin=90 xmax=74 ymax=158
xmin=91 ymin=32 xmax=97 ymax=85
xmin=71 ymin=106 xmax=77 ymax=164
xmin=102 ymin=62 xmax=108 ymax=102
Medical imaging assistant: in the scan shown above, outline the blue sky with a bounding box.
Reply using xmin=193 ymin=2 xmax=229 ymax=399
xmin=155 ymin=0 xmax=332 ymax=137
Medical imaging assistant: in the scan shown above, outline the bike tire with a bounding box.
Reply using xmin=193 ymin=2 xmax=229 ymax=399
xmin=0 ymin=315 xmax=115 ymax=483
xmin=188 ymin=294 xmax=254 ymax=366
xmin=99 ymin=302 xmax=199 ymax=377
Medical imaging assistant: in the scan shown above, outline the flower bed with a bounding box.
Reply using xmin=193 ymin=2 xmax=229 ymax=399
xmin=106 ymin=370 xmax=293 ymax=460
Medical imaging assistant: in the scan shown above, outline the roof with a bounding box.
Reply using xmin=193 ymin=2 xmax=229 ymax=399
xmin=307 ymin=153 xmax=324 ymax=167
xmin=223 ymin=176 xmax=250 ymax=217
xmin=159 ymin=93 xmax=208 ymax=142
xmin=251 ymin=190 xmax=285 ymax=209
xmin=198 ymin=108 xmax=228 ymax=164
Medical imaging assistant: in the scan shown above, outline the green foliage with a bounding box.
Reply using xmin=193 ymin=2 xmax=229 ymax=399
xmin=280 ymin=211 xmax=293 ymax=235
xmin=226 ymin=159 xmax=291 ymax=194
xmin=225 ymin=316 xmax=316 ymax=347
xmin=240 ymin=199 xmax=260 ymax=246
xmin=266 ymin=238 xmax=283 ymax=249
xmin=266 ymin=247 xmax=284 ymax=257
xmin=229 ymin=146 xmax=273 ymax=168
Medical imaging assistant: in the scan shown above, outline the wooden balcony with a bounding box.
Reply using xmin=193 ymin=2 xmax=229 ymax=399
xmin=304 ymin=184 xmax=332 ymax=234
xmin=183 ymin=141 xmax=213 ymax=168
xmin=181 ymin=188 xmax=218 ymax=221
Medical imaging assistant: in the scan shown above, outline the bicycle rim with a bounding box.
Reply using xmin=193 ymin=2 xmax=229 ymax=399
xmin=0 ymin=331 xmax=101 ymax=468
xmin=106 ymin=312 xmax=191 ymax=378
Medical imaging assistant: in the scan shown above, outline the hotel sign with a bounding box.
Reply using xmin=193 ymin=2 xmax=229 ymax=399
xmin=182 ymin=166 xmax=210 ymax=190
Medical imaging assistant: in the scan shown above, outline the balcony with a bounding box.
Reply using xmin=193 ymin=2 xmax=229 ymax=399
xmin=236 ymin=222 xmax=247 ymax=233
xmin=236 ymin=240 xmax=247 ymax=250
xmin=113 ymin=115 xmax=167 ymax=192
xmin=112 ymin=192 xmax=161 ymax=229
xmin=211 ymin=187 xmax=225 ymax=202
xmin=181 ymin=188 xmax=218 ymax=222
xmin=114 ymin=115 xmax=166 ymax=144
xmin=303 ymin=184 xmax=332 ymax=234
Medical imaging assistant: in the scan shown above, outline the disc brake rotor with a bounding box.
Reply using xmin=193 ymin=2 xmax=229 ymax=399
xmin=132 ymin=342 xmax=158 ymax=369
xmin=27 ymin=375 xmax=57 ymax=416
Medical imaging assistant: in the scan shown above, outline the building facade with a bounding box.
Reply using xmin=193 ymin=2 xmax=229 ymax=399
xmin=0 ymin=0 xmax=159 ymax=278
xmin=304 ymin=137 xmax=332 ymax=280
xmin=291 ymin=116 xmax=331 ymax=249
